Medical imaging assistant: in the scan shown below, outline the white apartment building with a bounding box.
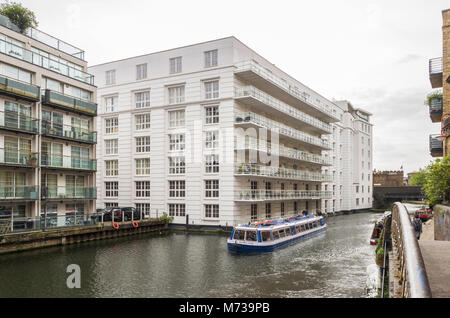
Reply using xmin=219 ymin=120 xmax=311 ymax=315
xmin=89 ymin=36 xmax=372 ymax=227
xmin=321 ymin=101 xmax=373 ymax=214
xmin=0 ymin=14 xmax=97 ymax=223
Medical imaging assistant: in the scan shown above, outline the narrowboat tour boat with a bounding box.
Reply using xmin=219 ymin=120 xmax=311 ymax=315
xmin=227 ymin=214 xmax=327 ymax=253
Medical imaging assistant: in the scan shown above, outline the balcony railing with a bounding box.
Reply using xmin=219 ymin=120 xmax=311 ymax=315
xmin=235 ymin=163 xmax=332 ymax=182
xmin=0 ymin=186 xmax=39 ymax=200
xmin=41 ymin=121 xmax=97 ymax=144
xmin=41 ymin=154 xmax=96 ymax=171
xmin=0 ymin=110 xmax=39 ymax=134
xmin=42 ymin=89 xmax=97 ymax=116
xmin=235 ymin=86 xmax=332 ymax=133
xmin=41 ymin=187 xmax=97 ymax=200
xmin=235 ymin=189 xmax=332 ymax=202
xmin=0 ymin=38 xmax=93 ymax=85
xmin=429 ymin=134 xmax=443 ymax=157
xmin=429 ymin=58 xmax=443 ymax=88
xmin=0 ymin=149 xmax=39 ymax=167
xmin=235 ymin=112 xmax=331 ymax=150
xmin=234 ymin=61 xmax=339 ymax=122
xmin=0 ymin=13 xmax=85 ymax=60
xmin=235 ymin=136 xmax=332 ymax=166
xmin=0 ymin=74 xmax=40 ymax=102
xmin=429 ymin=97 xmax=442 ymax=123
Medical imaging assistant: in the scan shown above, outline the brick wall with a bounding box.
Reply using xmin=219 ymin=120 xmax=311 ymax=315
xmin=443 ymin=9 xmax=450 ymax=156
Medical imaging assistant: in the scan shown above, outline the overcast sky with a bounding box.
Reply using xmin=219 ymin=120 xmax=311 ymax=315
xmin=13 ymin=0 xmax=449 ymax=174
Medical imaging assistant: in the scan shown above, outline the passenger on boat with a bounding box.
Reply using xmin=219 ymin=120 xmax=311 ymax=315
xmin=316 ymin=210 xmax=323 ymax=216
xmin=302 ymin=210 xmax=308 ymax=216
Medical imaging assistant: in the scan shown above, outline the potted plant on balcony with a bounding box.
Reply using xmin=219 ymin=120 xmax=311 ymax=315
xmin=0 ymin=2 xmax=38 ymax=34
xmin=425 ymin=91 xmax=443 ymax=108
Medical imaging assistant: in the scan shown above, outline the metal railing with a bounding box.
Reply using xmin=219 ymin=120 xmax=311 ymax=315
xmin=390 ymin=202 xmax=432 ymax=298
xmin=235 ymin=189 xmax=332 ymax=201
xmin=234 ymin=61 xmax=339 ymax=121
xmin=0 ymin=149 xmax=39 ymax=167
xmin=235 ymin=86 xmax=332 ymax=133
xmin=42 ymin=89 xmax=97 ymax=116
xmin=429 ymin=134 xmax=443 ymax=155
xmin=40 ymin=154 xmax=97 ymax=171
xmin=41 ymin=187 xmax=97 ymax=200
xmin=429 ymin=57 xmax=443 ymax=76
xmin=0 ymin=110 xmax=39 ymax=133
xmin=235 ymin=112 xmax=331 ymax=149
xmin=0 ymin=186 xmax=39 ymax=200
xmin=234 ymin=163 xmax=332 ymax=182
xmin=0 ymin=74 xmax=40 ymax=101
xmin=41 ymin=120 xmax=97 ymax=143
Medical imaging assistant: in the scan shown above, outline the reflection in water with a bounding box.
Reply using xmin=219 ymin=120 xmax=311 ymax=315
xmin=0 ymin=212 xmax=383 ymax=298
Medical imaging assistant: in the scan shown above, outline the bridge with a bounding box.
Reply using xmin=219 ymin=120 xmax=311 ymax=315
xmin=380 ymin=202 xmax=450 ymax=298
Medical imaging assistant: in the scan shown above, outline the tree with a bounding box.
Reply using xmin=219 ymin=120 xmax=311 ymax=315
xmin=409 ymin=169 xmax=428 ymax=186
xmin=0 ymin=2 xmax=38 ymax=34
xmin=422 ymin=156 xmax=450 ymax=206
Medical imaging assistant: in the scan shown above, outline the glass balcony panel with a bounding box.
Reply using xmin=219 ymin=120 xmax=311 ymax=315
xmin=42 ymin=89 xmax=97 ymax=116
xmin=0 ymin=149 xmax=39 ymax=167
xmin=41 ymin=154 xmax=96 ymax=171
xmin=0 ymin=110 xmax=39 ymax=133
xmin=0 ymin=186 xmax=39 ymax=200
xmin=41 ymin=187 xmax=96 ymax=199
xmin=0 ymin=75 xmax=40 ymax=101
xmin=41 ymin=120 xmax=96 ymax=143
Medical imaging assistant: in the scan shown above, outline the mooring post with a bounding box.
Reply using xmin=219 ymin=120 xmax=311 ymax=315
xmin=186 ymin=214 xmax=189 ymax=230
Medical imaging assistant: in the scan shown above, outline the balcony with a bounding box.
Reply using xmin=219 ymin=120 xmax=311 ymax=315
xmin=443 ymin=117 xmax=450 ymax=137
xmin=0 ymin=38 xmax=93 ymax=85
xmin=41 ymin=121 xmax=97 ymax=144
xmin=429 ymin=57 xmax=443 ymax=88
xmin=235 ymin=112 xmax=331 ymax=151
xmin=428 ymin=96 xmax=443 ymax=123
xmin=234 ymin=163 xmax=332 ymax=182
xmin=235 ymin=86 xmax=332 ymax=135
xmin=0 ymin=149 xmax=39 ymax=168
xmin=0 ymin=110 xmax=39 ymax=134
xmin=234 ymin=61 xmax=339 ymax=123
xmin=42 ymin=89 xmax=97 ymax=116
xmin=429 ymin=134 xmax=443 ymax=157
xmin=41 ymin=154 xmax=96 ymax=172
xmin=235 ymin=189 xmax=332 ymax=202
xmin=235 ymin=136 xmax=332 ymax=166
xmin=0 ymin=186 xmax=39 ymax=201
xmin=0 ymin=74 xmax=40 ymax=102
xmin=41 ymin=187 xmax=97 ymax=200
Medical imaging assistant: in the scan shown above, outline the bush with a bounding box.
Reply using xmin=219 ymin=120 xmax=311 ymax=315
xmin=159 ymin=212 xmax=174 ymax=225
xmin=0 ymin=2 xmax=38 ymax=34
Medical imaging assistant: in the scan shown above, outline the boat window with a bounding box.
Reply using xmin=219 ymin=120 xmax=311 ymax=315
xmin=306 ymin=223 xmax=311 ymax=230
xmin=300 ymin=224 xmax=305 ymax=231
xmin=285 ymin=228 xmax=291 ymax=236
xmin=279 ymin=229 xmax=286 ymax=238
xmin=261 ymin=231 xmax=272 ymax=241
xmin=273 ymin=231 xmax=280 ymax=240
xmin=296 ymin=225 xmax=301 ymax=232
xmin=233 ymin=230 xmax=246 ymax=240
xmin=290 ymin=227 xmax=296 ymax=235
xmin=246 ymin=231 xmax=257 ymax=242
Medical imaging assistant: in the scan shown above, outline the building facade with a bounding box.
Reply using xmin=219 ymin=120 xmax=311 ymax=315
xmin=373 ymin=170 xmax=404 ymax=187
xmin=89 ymin=36 xmax=372 ymax=227
xmin=428 ymin=9 xmax=450 ymax=157
xmin=0 ymin=14 xmax=97 ymax=222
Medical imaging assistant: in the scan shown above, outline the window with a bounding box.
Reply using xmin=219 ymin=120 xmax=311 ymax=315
xmin=105 ymin=139 xmax=118 ymax=155
xmin=356 ymin=186 xmax=359 ymax=193
xmin=205 ymin=204 xmax=219 ymax=218
xmin=135 ymin=203 xmax=151 ymax=217
xmin=281 ymin=202 xmax=285 ymax=217
xmin=168 ymin=86 xmax=185 ymax=104
xmin=136 ymin=64 xmax=147 ymax=80
xmin=169 ymin=57 xmax=182 ymax=73
xmin=204 ymin=80 xmax=219 ymax=99
xmin=135 ymin=91 xmax=150 ymax=108
xmin=105 ymin=160 xmax=118 ymax=177
xmin=105 ymin=117 xmax=118 ymax=134
xmin=136 ymin=113 xmax=151 ymax=130
xmin=106 ymin=70 xmax=116 ymax=85
xmin=105 ymin=96 xmax=118 ymax=113
xmin=205 ymin=154 xmax=219 ymax=173
xmin=204 ymin=50 xmax=218 ymax=68
xmin=105 ymin=202 xmax=119 ymax=208
xmin=205 ymin=180 xmax=219 ymax=198
xmin=136 ymin=136 xmax=151 ymax=153
xmin=169 ymin=203 xmax=185 ymax=217
xmin=205 ymin=105 xmax=219 ymax=124
xmin=136 ymin=181 xmax=150 ymax=197
xmin=266 ymin=203 xmax=271 ymax=219
xmin=356 ymin=198 xmax=360 ymax=206
xmin=251 ymin=204 xmax=258 ymax=221
xmin=4 ymin=64 xmax=32 ymax=83
xmin=169 ymin=180 xmax=185 ymax=198
xmin=169 ymin=109 xmax=185 ymax=127
xmin=105 ymin=181 xmax=118 ymax=197
xmin=136 ymin=158 xmax=150 ymax=175
xmin=169 ymin=156 xmax=185 ymax=174
xmin=205 ymin=130 xmax=219 ymax=149
xmin=169 ymin=134 xmax=185 ymax=151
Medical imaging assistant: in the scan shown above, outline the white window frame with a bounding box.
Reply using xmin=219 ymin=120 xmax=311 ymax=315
xmin=136 ymin=64 xmax=147 ymax=80
xmin=105 ymin=96 xmax=118 ymax=113
xmin=105 ymin=117 xmax=119 ymax=134
xmin=205 ymin=180 xmax=219 ymax=198
xmin=205 ymin=130 xmax=219 ymax=149
xmin=169 ymin=156 xmax=185 ymax=175
xmin=168 ymin=86 xmax=185 ymax=105
xmin=205 ymin=154 xmax=219 ymax=174
xmin=105 ymin=181 xmax=118 ymax=197
xmin=135 ymin=181 xmax=151 ymax=198
xmin=136 ymin=136 xmax=151 ymax=153
xmin=204 ymin=80 xmax=219 ymax=100
xmin=105 ymin=70 xmax=116 ymax=85
xmin=135 ymin=91 xmax=150 ymax=108
xmin=205 ymin=204 xmax=219 ymax=219
xmin=135 ymin=113 xmax=151 ymax=130
xmin=105 ymin=139 xmax=118 ymax=155
xmin=169 ymin=57 xmax=182 ymax=74
xmin=205 ymin=105 xmax=219 ymax=124
xmin=204 ymin=50 xmax=218 ymax=68
xmin=105 ymin=160 xmax=118 ymax=177
xmin=169 ymin=134 xmax=185 ymax=151
xmin=135 ymin=158 xmax=150 ymax=175
xmin=168 ymin=109 xmax=185 ymax=128
xmin=135 ymin=203 xmax=151 ymax=217
xmin=169 ymin=180 xmax=185 ymax=198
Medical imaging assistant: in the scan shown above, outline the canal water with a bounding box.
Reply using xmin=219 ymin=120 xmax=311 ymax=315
xmin=0 ymin=212 xmax=383 ymax=298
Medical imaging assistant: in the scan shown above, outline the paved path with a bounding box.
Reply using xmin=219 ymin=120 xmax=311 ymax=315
xmin=418 ymin=218 xmax=450 ymax=298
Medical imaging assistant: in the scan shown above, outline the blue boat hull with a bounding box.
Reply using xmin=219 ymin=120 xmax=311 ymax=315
xmin=227 ymin=226 xmax=327 ymax=253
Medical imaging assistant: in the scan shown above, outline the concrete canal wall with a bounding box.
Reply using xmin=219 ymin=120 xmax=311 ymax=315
xmin=0 ymin=219 xmax=167 ymax=255
xmin=434 ymin=205 xmax=450 ymax=241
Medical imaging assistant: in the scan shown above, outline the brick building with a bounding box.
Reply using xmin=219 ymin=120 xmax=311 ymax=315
xmin=373 ymin=170 xmax=404 ymax=187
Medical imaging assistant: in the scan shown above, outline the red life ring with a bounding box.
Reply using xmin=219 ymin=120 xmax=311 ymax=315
xmin=132 ymin=221 xmax=139 ymax=228
xmin=112 ymin=222 xmax=119 ymax=230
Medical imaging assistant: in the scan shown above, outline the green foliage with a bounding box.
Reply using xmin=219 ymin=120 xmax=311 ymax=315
xmin=424 ymin=90 xmax=442 ymax=106
xmin=159 ymin=212 xmax=174 ymax=225
xmin=409 ymin=169 xmax=428 ymax=186
xmin=414 ymin=157 xmax=450 ymax=206
xmin=0 ymin=2 xmax=38 ymax=34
